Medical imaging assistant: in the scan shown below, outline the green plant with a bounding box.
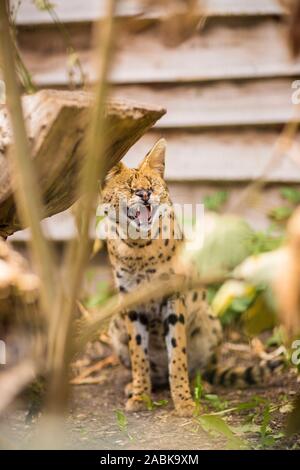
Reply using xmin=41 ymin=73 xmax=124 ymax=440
xmin=203 ymin=190 xmax=229 ymax=212
xmin=84 ymin=280 xmax=111 ymax=308
xmin=33 ymin=0 xmax=86 ymax=87
xmin=280 ymin=186 xmax=300 ymax=204
xmin=193 ymin=371 xmax=203 ymax=415
xmin=115 ymin=409 xmax=133 ymax=440
xmin=204 ymin=394 xmax=228 ymax=412
xmin=197 ymin=414 xmax=248 ymax=449
xmin=249 ymin=230 xmax=284 ymax=255
xmin=141 ymin=394 xmax=168 ymax=411
xmin=268 ymin=206 xmax=293 ymax=222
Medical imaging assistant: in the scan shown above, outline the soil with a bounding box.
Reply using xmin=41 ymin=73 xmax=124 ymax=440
xmin=1 ymin=350 xmax=300 ymax=450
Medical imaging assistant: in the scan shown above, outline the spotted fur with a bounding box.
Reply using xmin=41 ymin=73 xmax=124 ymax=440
xmin=103 ymin=139 xmax=283 ymax=416
xmin=102 ymin=139 xmax=223 ymax=416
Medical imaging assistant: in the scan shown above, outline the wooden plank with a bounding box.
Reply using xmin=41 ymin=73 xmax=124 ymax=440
xmin=112 ymin=79 xmax=297 ymax=128
xmin=123 ymin=129 xmax=300 ymax=182
xmin=13 ymin=0 xmax=286 ymax=26
xmin=20 ymin=19 xmax=300 ymax=86
xmin=0 ymin=90 xmax=165 ymax=237
xmin=9 ymin=210 xmax=77 ymax=241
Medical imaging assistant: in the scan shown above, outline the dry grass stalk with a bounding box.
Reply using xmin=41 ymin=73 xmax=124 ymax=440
xmin=275 ymin=206 xmax=300 ymax=338
xmin=45 ymin=0 xmax=118 ymax=414
xmin=0 ymin=1 xmax=56 ymax=319
xmin=75 ymin=272 xmax=228 ymax=355
xmin=229 ymin=109 xmax=300 ymax=213
xmin=70 ymin=355 xmax=118 ymax=385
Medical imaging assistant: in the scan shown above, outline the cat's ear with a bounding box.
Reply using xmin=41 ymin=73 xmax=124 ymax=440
xmin=104 ymin=162 xmax=126 ymax=183
xmin=139 ymin=138 xmax=166 ymax=178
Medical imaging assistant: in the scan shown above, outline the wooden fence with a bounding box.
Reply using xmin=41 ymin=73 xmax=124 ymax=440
xmin=9 ymin=0 xmax=300 ymax=238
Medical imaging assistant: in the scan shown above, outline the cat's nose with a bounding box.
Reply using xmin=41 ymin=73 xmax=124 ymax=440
xmin=135 ymin=189 xmax=151 ymax=202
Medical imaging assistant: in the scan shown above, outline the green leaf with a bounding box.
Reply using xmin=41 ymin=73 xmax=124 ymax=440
xmin=242 ymin=294 xmax=276 ymax=336
xmin=236 ymin=396 xmax=266 ymax=411
xmin=193 ymin=372 xmax=203 ymax=415
xmin=258 ymin=403 xmax=274 ymax=448
xmin=266 ymin=327 xmax=285 ymax=347
xmin=250 ymin=230 xmax=284 ymax=255
xmin=231 ymin=297 xmax=252 ymax=313
xmin=194 ymin=372 xmax=203 ymax=402
xmin=84 ymin=281 xmax=110 ymax=308
xmin=153 ymin=399 xmax=168 ymax=408
xmin=280 ymin=187 xmax=300 ymax=204
xmin=141 ymin=394 xmax=154 ymax=411
xmin=115 ymin=409 xmax=128 ymax=431
xmin=206 ymin=285 xmax=219 ymax=304
xmin=115 ymin=409 xmax=134 ymax=441
xmin=204 ymin=394 xmax=228 ymax=411
xmin=184 ymin=214 xmax=254 ymax=277
xmin=198 ymin=414 xmax=248 ymax=449
xmin=268 ymin=206 xmax=293 ymax=222
xmin=203 ymin=191 xmax=229 ymax=212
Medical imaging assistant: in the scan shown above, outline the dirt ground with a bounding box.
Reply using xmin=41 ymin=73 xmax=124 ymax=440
xmin=1 ymin=347 xmax=300 ymax=450
xmin=1 ymin=250 xmax=300 ymax=450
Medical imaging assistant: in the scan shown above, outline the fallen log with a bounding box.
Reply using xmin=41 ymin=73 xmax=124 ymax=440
xmin=0 ymin=89 xmax=166 ymax=238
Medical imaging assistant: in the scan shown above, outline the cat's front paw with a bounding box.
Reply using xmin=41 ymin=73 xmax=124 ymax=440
xmin=125 ymin=396 xmax=148 ymax=412
xmin=174 ymin=399 xmax=196 ymax=417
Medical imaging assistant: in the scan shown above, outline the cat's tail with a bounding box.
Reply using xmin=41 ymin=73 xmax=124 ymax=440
xmin=202 ymin=357 xmax=285 ymax=387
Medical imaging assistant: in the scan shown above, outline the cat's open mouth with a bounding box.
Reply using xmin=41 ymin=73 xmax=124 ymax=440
xmin=127 ymin=203 xmax=152 ymax=227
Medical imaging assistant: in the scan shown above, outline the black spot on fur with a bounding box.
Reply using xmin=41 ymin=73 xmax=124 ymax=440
xmin=244 ymin=366 xmax=257 ymax=385
xmin=128 ymin=311 xmax=138 ymax=322
xmin=136 ymin=334 xmax=142 ymax=345
xmin=191 ymin=327 xmax=201 ymax=338
xmin=146 ymin=268 xmax=156 ymax=274
xmin=171 ymin=338 xmax=177 ymax=347
xmin=119 ymin=285 xmax=127 ymax=293
xmin=267 ymin=358 xmax=284 ymax=371
xmin=179 ymin=314 xmax=185 ymax=324
xmin=164 ymin=239 xmax=169 ymax=246
xmin=219 ymin=369 xmax=229 ymax=386
xmin=168 ymin=314 xmax=178 ymax=325
xmin=139 ymin=313 xmax=148 ymax=326
xmin=192 ymin=292 xmax=198 ymax=302
xmin=182 ymin=347 xmax=186 ymax=354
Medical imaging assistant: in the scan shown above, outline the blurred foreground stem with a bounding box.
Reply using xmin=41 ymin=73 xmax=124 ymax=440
xmin=76 ymin=273 xmax=228 ymax=354
xmin=0 ymin=1 xmax=56 ymax=315
xmin=46 ymin=0 xmax=118 ymax=413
